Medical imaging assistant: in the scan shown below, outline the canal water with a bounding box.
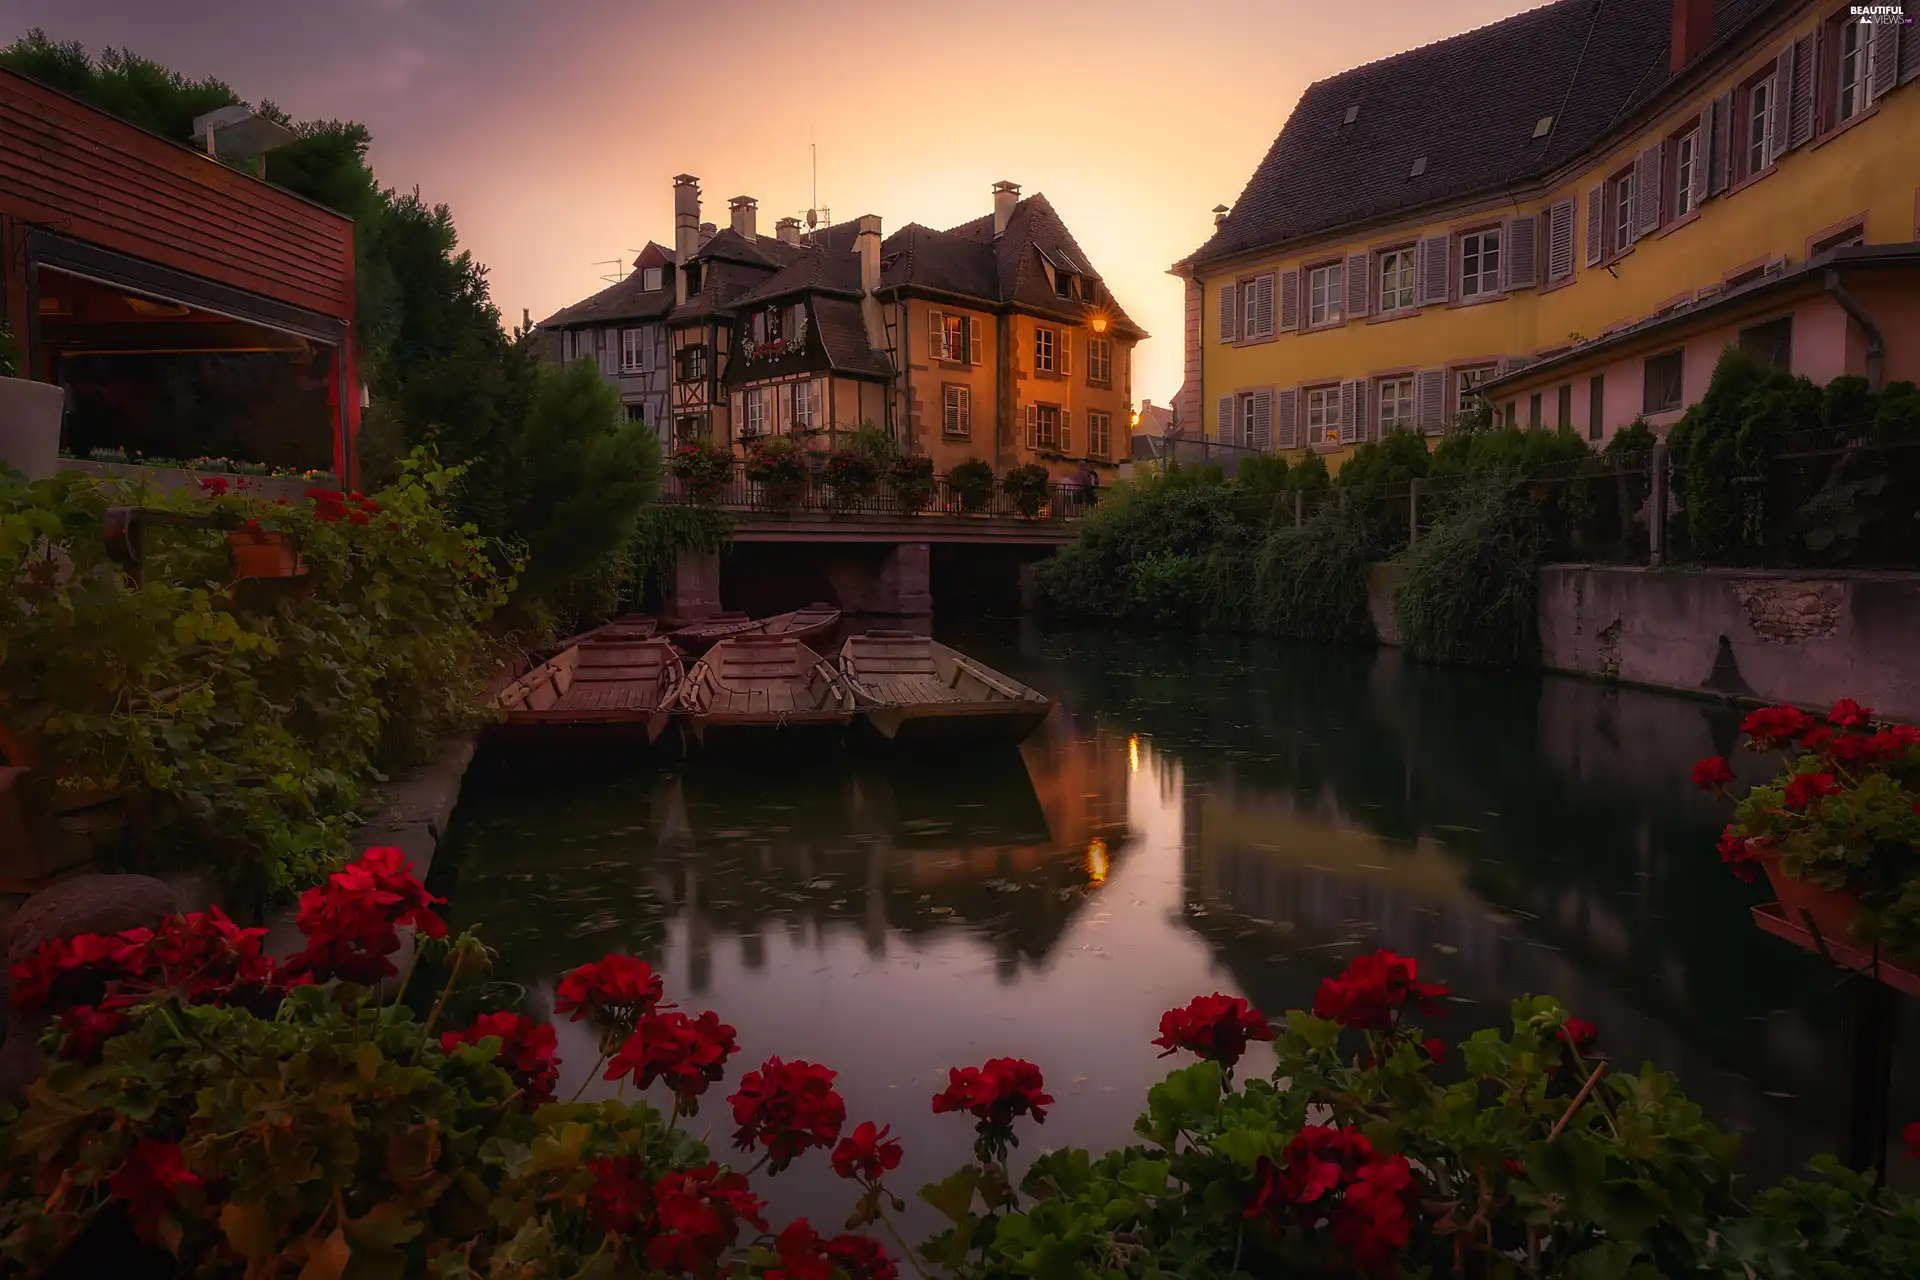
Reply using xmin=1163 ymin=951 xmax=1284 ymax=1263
xmin=430 ymin=621 xmax=1919 ymax=1232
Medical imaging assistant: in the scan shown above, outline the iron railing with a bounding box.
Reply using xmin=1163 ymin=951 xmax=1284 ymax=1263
xmin=658 ymin=462 xmax=1095 ymax=522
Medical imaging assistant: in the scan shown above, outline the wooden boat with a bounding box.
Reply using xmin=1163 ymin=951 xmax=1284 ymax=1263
xmin=837 ymin=632 xmax=1053 ymax=745
xmin=679 ymin=634 xmax=855 ymax=750
xmin=667 ymin=611 xmax=763 ymax=654
xmin=580 ymin=613 xmax=659 ymax=642
xmin=491 ymin=636 xmax=684 ymax=746
xmin=757 ymin=602 xmax=842 ymax=646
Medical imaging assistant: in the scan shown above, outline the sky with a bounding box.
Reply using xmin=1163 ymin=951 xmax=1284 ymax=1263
xmin=8 ymin=0 xmax=1533 ymax=406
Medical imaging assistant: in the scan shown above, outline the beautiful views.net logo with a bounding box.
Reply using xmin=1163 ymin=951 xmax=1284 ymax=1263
xmin=1847 ymin=3 xmax=1914 ymax=22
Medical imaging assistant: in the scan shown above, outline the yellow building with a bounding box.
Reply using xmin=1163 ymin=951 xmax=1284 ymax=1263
xmin=1173 ymin=0 xmax=1920 ymax=461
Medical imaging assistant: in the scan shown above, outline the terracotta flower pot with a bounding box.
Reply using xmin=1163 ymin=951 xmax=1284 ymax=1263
xmin=1759 ymin=850 xmax=1862 ymax=945
xmin=0 ymin=375 xmax=65 ymax=480
xmin=225 ymin=529 xmax=303 ymax=580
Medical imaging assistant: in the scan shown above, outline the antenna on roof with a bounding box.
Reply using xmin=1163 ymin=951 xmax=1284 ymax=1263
xmin=797 ymin=137 xmax=830 ymax=236
xmin=592 ymin=258 xmax=627 ymax=284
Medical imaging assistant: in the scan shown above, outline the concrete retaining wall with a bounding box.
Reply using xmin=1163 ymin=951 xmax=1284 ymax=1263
xmin=1365 ymin=563 xmax=1405 ymax=647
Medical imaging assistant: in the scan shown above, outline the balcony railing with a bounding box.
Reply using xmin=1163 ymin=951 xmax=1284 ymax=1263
xmin=659 ymin=462 xmax=1094 ymax=521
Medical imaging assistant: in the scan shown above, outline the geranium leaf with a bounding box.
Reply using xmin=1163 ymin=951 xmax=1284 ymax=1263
xmin=919 ymin=1165 xmax=981 ymax=1223
xmin=219 ymin=1201 xmax=277 ymax=1259
xmin=298 ymin=1227 xmax=352 ymax=1280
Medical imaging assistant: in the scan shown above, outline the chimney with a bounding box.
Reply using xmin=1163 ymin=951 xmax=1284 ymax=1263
xmin=729 ymin=195 xmax=758 ymax=239
xmin=775 ymin=216 xmax=801 ymax=246
xmin=673 ymin=174 xmax=701 ymax=305
xmin=855 ymin=214 xmax=884 ymax=349
xmin=1670 ymin=0 xmax=1714 ymax=73
xmin=699 ymin=221 xmax=716 ymax=249
xmin=1212 ymin=204 xmax=1230 ymax=227
xmin=992 ymin=181 xmax=1020 ymax=238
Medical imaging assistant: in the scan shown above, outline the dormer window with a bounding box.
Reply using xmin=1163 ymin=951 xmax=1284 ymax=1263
xmin=683 ymin=263 xmax=703 ymax=295
xmin=642 ymin=266 xmax=663 ymax=292
xmin=1055 ymin=271 xmax=1075 ymax=299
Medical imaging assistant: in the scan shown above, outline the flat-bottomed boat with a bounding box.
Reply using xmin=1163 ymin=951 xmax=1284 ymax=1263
xmin=680 ymin=634 xmax=856 ymax=750
xmin=838 ymin=631 xmax=1052 ymax=745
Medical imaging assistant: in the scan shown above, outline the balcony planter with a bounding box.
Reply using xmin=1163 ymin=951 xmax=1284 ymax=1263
xmin=888 ymin=455 xmax=936 ymax=514
xmin=0 ymin=375 xmax=64 ymax=480
xmin=1757 ymin=849 xmax=1862 ymax=945
xmin=1002 ymin=463 xmax=1052 ymax=519
xmin=949 ymin=459 xmax=996 ymax=513
xmin=225 ymin=528 xmax=305 ymax=580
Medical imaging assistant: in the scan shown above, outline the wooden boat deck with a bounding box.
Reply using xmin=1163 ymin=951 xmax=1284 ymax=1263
xmin=668 ymin=611 xmax=763 ymax=653
xmin=493 ymin=637 xmax=684 ymax=743
xmin=839 ymin=632 xmax=1051 ymax=744
xmin=758 ymin=603 xmax=843 ymax=646
xmin=682 ymin=635 xmax=855 ymax=745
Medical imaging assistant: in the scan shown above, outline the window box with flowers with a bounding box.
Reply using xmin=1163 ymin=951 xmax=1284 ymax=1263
xmin=947 ymin=458 xmax=995 ymax=513
xmin=743 ymin=433 xmax=809 ymax=510
xmin=887 ymin=455 xmax=935 ymax=514
xmin=1002 ymin=463 xmax=1051 ymax=519
xmin=670 ymin=438 xmax=735 ymax=504
xmin=823 ymin=447 xmax=880 ymax=510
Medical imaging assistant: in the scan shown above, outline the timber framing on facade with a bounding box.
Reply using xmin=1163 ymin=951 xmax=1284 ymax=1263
xmin=1175 ymin=0 xmax=1920 ymax=459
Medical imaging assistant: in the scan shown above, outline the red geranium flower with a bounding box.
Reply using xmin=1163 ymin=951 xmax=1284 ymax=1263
xmin=729 ymin=1057 xmax=847 ymax=1173
xmin=769 ymin=1219 xmax=833 ymax=1280
xmin=554 ymin=954 xmax=665 ymax=1026
xmin=645 ymin=1163 xmax=765 ymax=1274
xmin=1312 ymin=950 xmax=1450 ymax=1031
xmin=584 ymin=1155 xmax=652 ymax=1235
xmin=1717 ymin=825 xmax=1761 ymax=882
xmin=1246 ymin=1127 xmax=1417 ymax=1275
xmin=824 ymin=1233 xmax=897 ymax=1280
xmin=1152 ymin=992 xmax=1275 ymax=1069
xmin=831 ymin=1120 xmax=904 ymax=1183
xmin=9 ymin=932 xmax=132 ymax=1018
xmin=198 ymin=476 xmax=229 ymax=495
xmin=1557 ymin=1017 xmax=1599 ymax=1052
xmin=1829 ymin=698 xmax=1874 ymax=728
xmin=931 ymin=1057 xmax=1053 ymax=1130
xmin=281 ymin=847 xmax=445 ymax=986
xmin=1690 ymin=756 xmax=1735 ymax=792
xmin=1420 ymin=1037 xmax=1447 ymax=1061
xmin=1802 ymin=726 xmax=1835 ymax=752
xmin=1782 ymin=772 xmax=1842 ymax=811
xmin=1741 ymin=705 xmax=1814 ymax=750
xmin=604 ymin=1010 xmax=738 ymax=1111
xmin=56 ymin=1005 xmax=129 ymax=1063
xmin=108 ymin=1140 xmax=203 ymax=1242
xmin=441 ymin=1011 xmax=559 ymax=1105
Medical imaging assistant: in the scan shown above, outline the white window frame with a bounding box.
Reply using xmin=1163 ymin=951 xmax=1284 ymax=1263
xmin=1035 ymin=326 xmax=1057 ymax=373
xmin=1088 ymin=410 xmax=1111 ymax=458
xmin=620 ymin=328 xmax=647 ymax=373
xmin=792 ymin=380 xmax=817 ymax=431
xmin=1307 ymin=261 xmax=1344 ymax=327
xmin=1459 ymin=228 xmax=1502 ymax=298
xmin=1612 ymin=173 xmax=1636 ymax=254
xmin=1239 ymin=396 xmax=1259 ymax=447
xmin=1746 ymin=77 xmax=1774 ymax=175
xmin=942 ymin=384 xmax=970 ymax=437
xmin=744 ymin=388 xmax=768 ymax=438
xmin=1034 ymin=403 xmax=1060 ymax=448
xmin=1838 ymin=19 xmax=1870 ymax=123
xmin=642 ymin=266 xmax=664 ymax=292
xmin=1377 ymin=377 xmax=1414 ymax=432
xmin=942 ymin=313 xmax=967 ymax=364
xmin=1088 ymin=336 xmax=1112 ymax=385
xmin=1456 ymin=365 xmax=1496 ymax=416
xmin=1378 ymin=248 xmax=1415 ymax=313
xmin=1673 ymin=129 xmax=1698 ymax=219
xmin=1305 ymin=385 xmax=1340 ymax=446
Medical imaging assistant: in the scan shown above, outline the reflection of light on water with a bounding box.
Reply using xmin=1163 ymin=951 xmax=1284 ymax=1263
xmin=1086 ymin=838 xmax=1109 ymax=884
xmin=1128 ymin=735 xmax=1141 ymax=773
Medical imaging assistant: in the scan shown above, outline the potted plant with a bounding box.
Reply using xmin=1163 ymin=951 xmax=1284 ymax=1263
xmin=743 ymin=433 xmax=809 ymax=510
xmin=823 ymin=446 xmax=879 ymax=510
xmin=949 ymin=458 xmax=995 ymax=513
xmin=0 ymin=318 xmax=64 ymax=481
xmin=670 ymin=438 xmax=735 ymax=504
xmin=1002 ymin=462 xmax=1053 ymax=519
xmin=888 ymin=455 xmax=935 ymax=515
xmin=1698 ymin=698 xmax=1920 ymax=961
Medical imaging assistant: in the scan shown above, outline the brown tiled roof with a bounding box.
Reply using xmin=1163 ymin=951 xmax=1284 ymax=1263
xmin=537 ymin=242 xmax=676 ymax=328
xmin=879 ymin=224 xmax=1002 ymax=302
xmin=691 ymin=226 xmax=805 ymax=270
xmin=735 ymin=221 xmax=866 ymax=305
xmin=812 ymin=297 xmax=893 ymax=379
xmin=1187 ymin=0 xmax=1778 ymax=267
xmin=944 ymin=193 xmax=1147 ymax=338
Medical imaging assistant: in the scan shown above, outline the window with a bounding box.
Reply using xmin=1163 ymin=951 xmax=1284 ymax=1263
xmin=1612 ymin=171 xmax=1636 ymax=255
xmin=943 ymin=313 xmax=966 ymax=363
xmin=1460 ymin=228 xmax=1501 ymax=298
xmin=1588 ymin=375 xmax=1604 ymax=441
xmin=642 ymin=266 xmax=664 ymax=292
xmin=743 ymin=388 xmax=769 ymax=437
xmin=1673 ymin=129 xmax=1699 ymax=219
xmin=1838 ymin=18 xmax=1870 ymax=123
xmin=683 ymin=263 xmax=702 ymax=296
xmin=1746 ymin=76 xmax=1774 ymax=176
xmin=1239 ymin=272 xmax=1276 ymax=339
xmin=1307 ymin=261 xmax=1344 ymax=326
xmin=1034 ymin=403 xmax=1060 ymax=448
xmin=942 ymin=384 xmax=971 ymax=437
xmin=1035 ymin=327 xmax=1057 ymax=373
xmin=1504 ymin=401 xmax=1518 ymax=428
xmin=620 ymin=328 xmax=647 ymax=373
xmin=1812 ymin=223 xmax=1866 ymax=254
xmin=1528 ymin=392 xmax=1543 ymax=430
xmin=1088 ymin=410 xmax=1111 ymax=459
xmin=676 ymin=344 xmax=707 ymax=383
xmin=624 ymin=404 xmax=647 ymax=425
xmin=791 ymin=380 xmax=817 ymax=431
xmin=1305 ymin=385 xmax=1341 ymax=446
xmin=1739 ymin=316 xmax=1793 ymax=370
xmin=1088 ymin=337 xmax=1112 ymax=385
xmin=1557 ymin=384 xmax=1573 ymax=431
xmin=1054 ymin=269 xmax=1075 ymax=299
xmin=1377 ymin=377 xmax=1414 ymax=432
xmin=1378 ymin=248 xmax=1415 ymax=312
xmin=1240 ymin=396 xmax=1260 ymax=447
xmin=1643 ymin=349 xmax=1684 ymax=414
xmin=675 ymin=416 xmax=705 ymax=447
xmin=1455 ymin=365 xmax=1496 ymax=417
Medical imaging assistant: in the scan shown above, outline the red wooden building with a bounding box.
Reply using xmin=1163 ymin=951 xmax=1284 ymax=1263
xmin=0 ymin=68 xmax=359 ymax=481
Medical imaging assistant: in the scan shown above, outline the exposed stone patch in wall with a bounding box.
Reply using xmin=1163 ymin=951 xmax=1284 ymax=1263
xmin=1596 ymin=617 xmax=1623 ymax=678
xmin=1731 ymin=579 xmax=1842 ymax=644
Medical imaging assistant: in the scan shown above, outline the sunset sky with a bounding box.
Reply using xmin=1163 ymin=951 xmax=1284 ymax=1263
xmin=10 ymin=0 xmax=1532 ymax=406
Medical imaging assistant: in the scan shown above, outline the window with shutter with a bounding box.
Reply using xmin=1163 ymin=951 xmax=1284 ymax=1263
xmin=930 ymin=310 xmax=945 ymax=361
xmin=1709 ymin=92 xmax=1734 ymax=193
xmin=1253 ymin=273 xmax=1276 ymax=337
xmin=1634 ymin=143 xmax=1663 ymax=236
xmin=1378 ymin=247 xmax=1416 ymax=311
xmin=1345 ymin=252 xmax=1370 ymax=318
xmin=1460 ymin=229 xmax=1502 ymax=298
xmin=1902 ymin=17 xmax=1920 ymax=86
xmin=1416 ymin=369 xmax=1445 ymax=435
xmin=1305 ymin=386 xmax=1340 ymax=447
xmin=1376 ymin=377 xmax=1414 ymax=432
xmin=1502 ymin=214 xmax=1537 ymax=289
xmin=1060 ymin=409 xmax=1071 ymax=454
xmin=1306 ymin=261 xmax=1345 ymax=326
xmin=1027 ymin=403 xmax=1040 ymax=450
xmin=1278 ymin=269 xmax=1301 ymax=332
xmin=969 ymin=317 xmax=984 ymax=365
xmin=1250 ymin=391 xmax=1273 ymax=451
xmin=1767 ymin=44 xmax=1793 ymax=160
xmin=943 ymin=385 xmax=970 ymax=437
xmin=1218 ymin=283 xmax=1237 ymax=342
xmin=1060 ymin=330 xmax=1071 ymax=377
xmin=1546 ymin=199 xmax=1575 ymax=281
xmin=1415 ymin=234 xmax=1450 ymax=305
xmin=1216 ymin=394 xmax=1234 ymax=442
xmin=1868 ymin=21 xmax=1899 ymax=103
xmin=1585 ymin=187 xmax=1605 ymax=266
xmin=1673 ymin=128 xmax=1702 ymax=219
xmin=1238 ymin=395 xmax=1257 ymax=448
xmin=1789 ymin=33 xmax=1816 ymax=146
xmin=1338 ymin=381 xmax=1358 ymax=445
xmin=1276 ymin=388 xmax=1299 ymax=449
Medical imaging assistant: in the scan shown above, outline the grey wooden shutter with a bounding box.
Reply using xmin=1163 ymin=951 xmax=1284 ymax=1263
xmin=1416 ymin=369 xmax=1445 ymax=434
xmin=1344 ymin=252 xmax=1370 ymax=318
xmin=1276 ymin=388 xmax=1298 ymax=448
xmin=1633 ymin=143 xmax=1663 ymax=237
xmin=1503 ymin=214 xmax=1538 ymax=289
xmin=968 ymin=317 xmax=983 ymax=365
xmin=1547 ymin=199 xmax=1575 ymax=281
xmin=1218 ymin=283 xmax=1237 ymax=341
xmin=929 ymin=309 xmax=944 ymax=360
xmin=1868 ymin=22 xmax=1899 ymax=103
xmin=1026 ymin=403 xmax=1039 ymax=449
xmin=1789 ymin=33 xmax=1817 ymax=146
xmin=1216 ymin=394 xmax=1235 ymax=443
xmin=1060 ymin=410 xmax=1072 ymax=454
xmin=1250 ymin=391 xmax=1273 ymax=451
xmin=1585 ymin=187 xmax=1606 ymax=265
xmin=1253 ymin=273 xmax=1276 ymax=337
xmin=1278 ymin=268 xmax=1301 ymax=332
xmin=1689 ymin=108 xmax=1710 ymax=210
xmin=1060 ymin=330 xmax=1071 ymax=376
xmin=1415 ymin=234 xmax=1451 ymax=305
xmin=958 ymin=386 xmax=971 ymax=436
xmin=1902 ymin=17 xmax=1920 ymax=85
xmin=1337 ymin=380 xmax=1357 ymax=445
xmin=1709 ymin=91 xmax=1734 ymax=194
xmin=1765 ymin=45 xmax=1792 ymax=166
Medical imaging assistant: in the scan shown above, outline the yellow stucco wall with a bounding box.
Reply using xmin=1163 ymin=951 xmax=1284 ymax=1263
xmin=1197 ymin=2 xmax=1920 ymax=458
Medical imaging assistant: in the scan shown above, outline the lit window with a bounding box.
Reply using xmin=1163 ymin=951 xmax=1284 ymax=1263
xmin=1377 ymin=377 xmax=1414 ymax=431
xmin=1674 ymin=129 xmax=1698 ymax=219
xmin=1746 ymin=77 xmax=1773 ymax=174
xmin=1308 ymin=261 xmax=1344 ymax=326
xmin=1460 ymin=229 xmax=1502 ymax=297
xmin=1305 ymin=385 xmax=1340 ymax=445
xmin=642 ymin=266 xmax=664 ymax=291
xmin=1034 ymin=403 xmax=1060 ymax=448
xmin=1035 ymin=327 xmax=1056 ymax=373
xmin=1378 ymin=249 xmax=1415 ymax=312
xmin=943 ymin=314 xmax=966 ymax=363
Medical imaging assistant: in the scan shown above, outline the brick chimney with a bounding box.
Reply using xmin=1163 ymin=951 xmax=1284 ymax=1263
xmin=1670 ymin=0 xmax=1714 ymax=73
xmin=855 ymin=214 xmax=884 ymax=349
xmin=1212 ymin=204 xmax=1230 ymax=227
xmin=673 ymin=174 xmax=700 ymax=305
xmin=992 ymin=181 xmax=1020 ymax=238
xmin=699 ymin=222 xmax=716 ymax=249
xmin=774 ymin=217 xmax=801 ymax=246
xmin=729 ymin=196 xmax=758 ymax=239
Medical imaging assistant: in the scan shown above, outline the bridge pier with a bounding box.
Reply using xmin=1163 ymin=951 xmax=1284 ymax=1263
xmin=873 ymin=542 xmax=932 ymax=617
xmin=665 ymin=546 xmax=723 ymax=627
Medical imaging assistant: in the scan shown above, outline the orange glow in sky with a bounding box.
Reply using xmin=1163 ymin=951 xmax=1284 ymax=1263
xmin=11 ymin=0 xmax=1537 ymax=406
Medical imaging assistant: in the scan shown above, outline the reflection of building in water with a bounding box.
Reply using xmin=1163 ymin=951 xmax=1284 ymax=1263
xmin=1177 ymin=774 xmax=1827 ymax=1182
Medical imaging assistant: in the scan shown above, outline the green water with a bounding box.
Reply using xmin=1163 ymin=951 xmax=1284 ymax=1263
xmin=431 ymin=621 xmax=1918 ymax=1228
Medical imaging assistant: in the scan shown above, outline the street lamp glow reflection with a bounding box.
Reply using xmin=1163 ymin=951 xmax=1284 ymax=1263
xmin=1128 ymin=734 xmax=1141 ymax=773
xmin=1086 ymin=838 xmax=1109 ymax=885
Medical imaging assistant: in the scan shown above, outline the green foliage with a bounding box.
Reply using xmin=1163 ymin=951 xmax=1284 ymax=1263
xmin=1605 ymin=418 xmax=1659 ymax=455
xmin=1002 ymin=463 xmax=1052 ymax=518
xmin=1232 ymin=503 xmax=1377 ymax=643
xmin=1395 ymin=477 xmax=1542 ymax=670
xmin=1430 ymin=424 xmax=1592 ymax=478
xmin=1673 ymin=347 xmax=1818 ymax=562
xmin=1335 ymin=428 xmax=1431 ymax=494
xmin=949 ymin=459 xmax=995 ymax=513
xmin=1285 ymin=451 xmax=1331 ymax=491
xmin=0 ymin=318 xmax=18 ymax=380
xmin=669 ymin=437 xmax=735 ymax=503
xmin=1034 ymin=480 xmax=1252 ymax=625
xmin=889 ymin=454 xmax=937 ymax=514
xmin=1235 ymin=452 xmax=1290 ymax=496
